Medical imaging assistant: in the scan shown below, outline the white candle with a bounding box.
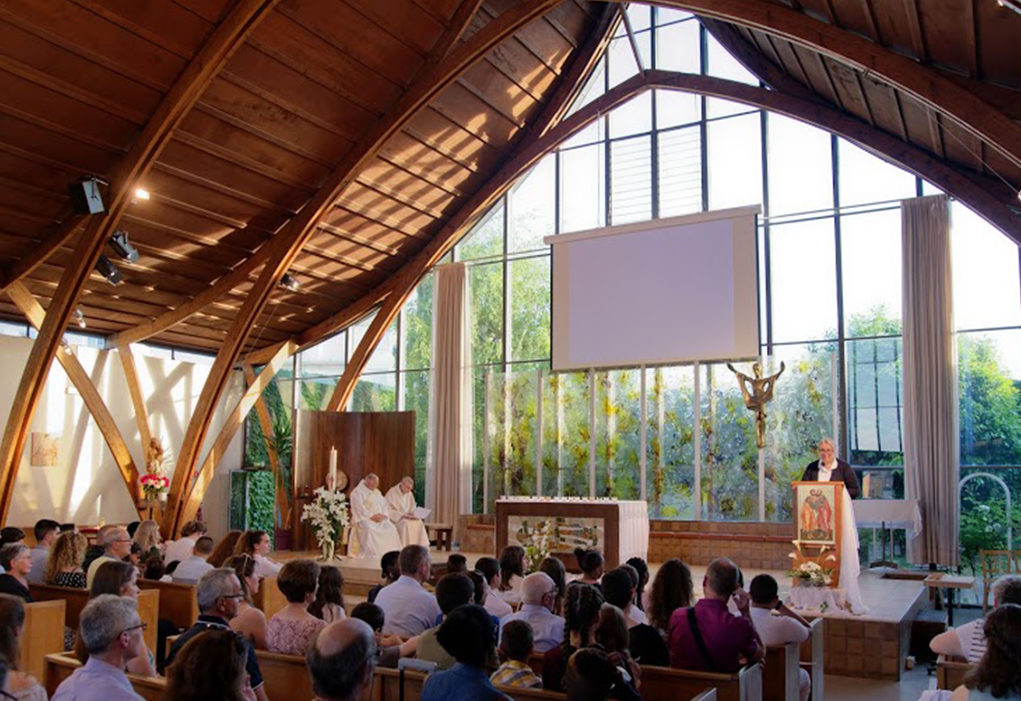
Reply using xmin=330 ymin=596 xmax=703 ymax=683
xmin=329 ymin=446 xmax=337 ymax=489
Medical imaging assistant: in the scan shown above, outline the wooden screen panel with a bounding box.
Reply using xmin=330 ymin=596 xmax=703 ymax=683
xmin=293 ymin=410 xmax=415 ymax=551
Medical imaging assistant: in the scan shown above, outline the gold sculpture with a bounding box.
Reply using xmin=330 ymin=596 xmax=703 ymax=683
xmin=727 ymin=361 xmax=785 ymax=448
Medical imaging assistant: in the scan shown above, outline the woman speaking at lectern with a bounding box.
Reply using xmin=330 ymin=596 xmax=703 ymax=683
xmin=800 ymin=437 xmax=861 ymax=499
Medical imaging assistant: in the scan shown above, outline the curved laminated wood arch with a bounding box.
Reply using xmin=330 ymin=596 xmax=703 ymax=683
xmin=274 ymin=68 xmax=1021 ymax=403
xmin=6 ymin=282 xmax=143 ymax=511
xmin=0 ymin=0 xmax=281 ymax=524
xmin=162 ymin=0 xmax=569 ymax=536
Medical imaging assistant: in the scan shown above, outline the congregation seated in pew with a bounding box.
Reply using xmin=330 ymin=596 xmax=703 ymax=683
xmin=83 ymin=561 xmax=158 ymax=678
xmin=169 ymin=536 xmax=214 ymax=584
xmin=44 ymin=532 xmax=88 ymax=589
xmin=309 ymin=565 xmax=346 ymax=624
xmin=374 ymin=545 xmax=441 ymax=638
xmin=0 ymin=593 xmax=46 ymax=701
xmin=164 ymin=628 xmax=250 ymax=701
xmin=501 ymin=573 xmax=566 ymax=654
xmin=162 ymin=521 xmax=208 ymax=568
xmin=748 ymin=574 xmax=811 ymax=701
xmin=422 ymin=604 xmax=506 ymax=701
xmin=265 ymin=559 xmax=325 ymax=655
xmin=0 ymin=545 xmax=34 ymax=602
xmin=349 ymin=601 xmax=417 ymax=667
xmin=85 ymin=527 xmax=132 ymax=589
xmin=28 ymin=520 xmax=60 ymax=586
xmin=947 ymin=604 xmax=1021 ymax=701
xmin=931 ymin=575 xmax=1021 ymax=665
xmin=418 ymin=573 xmax=486 ymax=671
xmin=306 ymin=618 xmax=378 ymax=701
xmin=233 ymin=531 xmax=282 ymax=579
xmin=224 ymin=554 xmax=269 ymax=650
xmin=491 ymin=619 xmax=543 ymax=689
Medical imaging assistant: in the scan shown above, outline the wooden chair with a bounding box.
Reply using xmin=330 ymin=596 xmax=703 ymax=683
xmin=19 ymin=599 xmax=65 ymax=683
xmin=255 ymin=649 xmax=314 ymax=701
xmin=639 ymin=662 xmax=762 ymax=701
xmin=29 ymin=583 xmax=159 ymax=654
xmin=137 ymin=578 xmax=198 ymax=630
xmin=937 ymin=654 xmax=972 ymax=691
xmin=979 ymin=550 xmax=1013 ymax=613
xmin=44 ymin=652 xmax=166 ymax=701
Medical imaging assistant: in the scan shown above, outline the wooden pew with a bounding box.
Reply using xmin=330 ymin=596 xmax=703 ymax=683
xmin=137 ymin=578 xmax=198 ymax=630
xmin=798 ymin=618 xmax=824 ymax=701
xmin=44 ymin=652 xmax=166 ymax=701
xmin=255 ymin=649 xmax=314 ymax=701
xmin=639 ymin=662 xmax=762 ymax=701
xmin=19 ymin=599 xmax=65 ymax=683
xmin=763 ymin=642 xmax=800 ymax=701
xmin=29 ymin=583 xmax=159 ymax=654
xmin=937 ymin=654 xmax=972 ymax=691
xmin=253 ymin=577 xmax=287 ymax=619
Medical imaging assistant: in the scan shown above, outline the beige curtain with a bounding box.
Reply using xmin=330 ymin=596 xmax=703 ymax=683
xmin=902 ymin=194 xmax=959 ymax=566
xmin=426 ymin=263 xmax=473 ymax=542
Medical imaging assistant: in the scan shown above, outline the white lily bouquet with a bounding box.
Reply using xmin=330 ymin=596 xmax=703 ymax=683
xmin=301 ymin=486 xmax=350 ymax=561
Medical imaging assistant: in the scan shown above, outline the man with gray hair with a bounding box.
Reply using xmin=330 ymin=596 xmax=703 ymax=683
xmin=350 ymin=472 xmax=402 ymax=557
xmin=931 ymin=574 xmax=1021 ymax=663
xmin=499 ymin=571 xmax=565 ymax=652
xmin=385 ymin=475 xmax=430 ymax=548
xmin=307 ymin=618 xmax=378 ymax=701
xmin=86 ymin=526 xmax=133 ymax=588
xmin=51 ymin=595 xmax=145 ymax=700
xmin=165 ymin=568 xmax=268 ymax=701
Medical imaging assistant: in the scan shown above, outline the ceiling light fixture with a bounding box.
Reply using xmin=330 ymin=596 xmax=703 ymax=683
xmin=95 ymin=255 xmax=123 ymax=285
xmin=73 ymin=307 xmax=86 ymax=329
xmin=279 ymin=273 xmax=302 ymax=293
xmin=133 ymin=187 xmax=150 ymax=201
xmin=68 ymin=177 xmax=107 ymax=214
xmin=109 ymin=230 xmax=139 ymax=262
xmin=996 ymin=0 xmax=1021 ymax=15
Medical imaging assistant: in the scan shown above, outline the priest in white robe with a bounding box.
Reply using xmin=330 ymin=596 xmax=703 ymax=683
xmin=350 ymin=473 xmax=402 ymax=559
xmin=385 ymin=476 xmax=430 ymax=548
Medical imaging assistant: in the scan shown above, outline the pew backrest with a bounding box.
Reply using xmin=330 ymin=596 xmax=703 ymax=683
xmin=802 ymin=617 xmax=823 ymax=701
xmin=137 ymin=578 xmax=197 ymax=630
xmin=44 ymin=652 xmax=166 ymax=701
xmin=639 ymin=662 xmax=762 ymax=701
xmin=252 ymin=577 xmax=287 ymax=619
xmin=30 ymin=584 xmax=160 ymax=655
xmin=255 ymin=648 xmax=314 ymax=701
xmin=20 ymin=599 xmax=65 ymax=683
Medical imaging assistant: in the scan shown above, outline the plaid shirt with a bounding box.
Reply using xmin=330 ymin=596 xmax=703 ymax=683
xmin=490 ymin=659 xmax=542 ymax=689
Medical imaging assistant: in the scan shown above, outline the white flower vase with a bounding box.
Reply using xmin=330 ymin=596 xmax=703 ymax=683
xmin=321 ymin=539 xmax=336 ymax=561
xmin=157 ymin=491 xmax=167 ymax=504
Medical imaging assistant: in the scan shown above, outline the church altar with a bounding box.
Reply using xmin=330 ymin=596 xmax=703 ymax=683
xmin=495 ymin=497 xmax=648 ymax=569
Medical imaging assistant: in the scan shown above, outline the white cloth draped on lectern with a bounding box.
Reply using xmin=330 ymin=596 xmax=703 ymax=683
xmin=838 ymin=488 xmax=868 ymax=614
xmin=385 ymin=485 xmax=429 ymax=548
xmin=350 ymin=479 xmax=402 ymax=558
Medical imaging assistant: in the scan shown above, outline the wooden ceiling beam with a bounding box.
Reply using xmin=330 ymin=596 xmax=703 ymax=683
xmin=6 ymin=280 xmax=143 ymax=510
xmin=162 ymin=0 xmax=565 ymax=537
xmin=647 ymin=0 xmax=1021 ymax=171
xmin=0 ymin=0 xmax=280 ymax=524
xmin=117 ymin=344 xmax=153 ymax=458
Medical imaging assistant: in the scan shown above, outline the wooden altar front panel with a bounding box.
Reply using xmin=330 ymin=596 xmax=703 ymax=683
xmin=495 ymin=500 xmax=622 ymax=570
xmin=293 ymin=411 xmax=414 ymax=551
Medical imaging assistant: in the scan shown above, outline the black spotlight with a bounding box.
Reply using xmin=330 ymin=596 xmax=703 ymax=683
xmin=68 ymin=177 xmax=107 ymax=214
xmin=95 ymin=255 xmax=123 ymax=285
xmin=279 ymin=273 xmax=301 ymax=292
xmin=109 ymin=230 xmax=139 ymax=262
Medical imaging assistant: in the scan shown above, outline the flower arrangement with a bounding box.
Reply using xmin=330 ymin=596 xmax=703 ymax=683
xmin=516 ymin=519 xmax=555 ymax=572
xmin=301 ymin=486 xmax=350 ymax=561
xmin=788 ymin=542 xmax=836 ymax=587
xmin=140 ymin=472 xmax=170 ymax=501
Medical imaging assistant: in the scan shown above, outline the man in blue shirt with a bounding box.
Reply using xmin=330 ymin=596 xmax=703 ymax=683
xmin=421 ymin=604 xmax=510 ymax=701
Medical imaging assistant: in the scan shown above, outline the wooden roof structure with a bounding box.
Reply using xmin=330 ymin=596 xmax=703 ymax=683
xmin=0 ymin=0 xmax=1017 ymax=530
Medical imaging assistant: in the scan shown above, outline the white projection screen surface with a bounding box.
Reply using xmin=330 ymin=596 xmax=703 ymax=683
xmin=547 ymin=206 xmax=761 ymax=371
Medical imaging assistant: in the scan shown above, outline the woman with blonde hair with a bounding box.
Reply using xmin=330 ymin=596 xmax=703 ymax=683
xmin=0 ymin=593 xmax=46 ymax=700
xmin=45 ymin=531 xmax=88 ymax=588
xmin=224 ymin=554 xmax=268 ymax=650
xmin=132 ymin=520 xmax=163 ymax=561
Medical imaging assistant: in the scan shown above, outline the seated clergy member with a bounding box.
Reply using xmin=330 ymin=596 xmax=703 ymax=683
xmin=86 ymin=526 xmax=133 ymax=588
xmin=749 ymin=574 xmax=811 ymax=701
xmin=374 ymin=545 xmax=441 ymax=638
xmin=28 ymin=518 xmax=59 ymax=584
xmin=51 ymin=595 xmax=146 ymax=701
xmin=167 ymin=568 xmax=268 ymax=701
xmin=350 ymin=473 xmax=403 ymax=558
xmin=171 ymin=535 xmax=215 ymax=583
xmin=307 ymin=618 xmax=378 ymax=701
xmin=385 ymin=476 xmax=430 ymax=548
xmin=801 ymin=437 xmax=860 ymax=498
xmin=668 ymin=557 xmax=764 ymax=672
xmin=500 ymin=572 xmax=565 ymax=653
xmin=932 ymin=574 xmax=1021 ymax=663
xmin=164 ymin=520 xmax=208 ymax=566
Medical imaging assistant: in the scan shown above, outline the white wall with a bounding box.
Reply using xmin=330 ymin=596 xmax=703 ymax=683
xmin=0 ymin=336 xmax=243 ymax=538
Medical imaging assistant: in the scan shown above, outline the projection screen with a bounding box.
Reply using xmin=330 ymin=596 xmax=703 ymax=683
xmin=546 ymin=205 xmax=761 ymax=372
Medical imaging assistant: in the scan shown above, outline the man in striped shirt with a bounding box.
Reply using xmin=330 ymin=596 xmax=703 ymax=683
xmin=490 ymin=620 xmax=542 ymax=689
xmin=930 ymin=574 xmax=1021 ymax=663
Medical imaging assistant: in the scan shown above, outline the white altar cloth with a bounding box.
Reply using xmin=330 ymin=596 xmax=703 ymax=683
xmin=852 ymin=499 xmax=922 ymax=537
xmin=789 ymin=585 xmax=848 ymax=613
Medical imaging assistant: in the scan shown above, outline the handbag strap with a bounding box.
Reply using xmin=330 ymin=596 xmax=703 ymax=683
xmin=686 ymin=606 xmax=720 ymax=673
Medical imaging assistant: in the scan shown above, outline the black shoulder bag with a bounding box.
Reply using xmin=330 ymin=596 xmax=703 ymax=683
xmin=686 ymin=607 xmax=720 ymax=672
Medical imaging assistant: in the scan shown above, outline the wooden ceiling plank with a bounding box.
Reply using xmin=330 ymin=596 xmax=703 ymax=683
xmin=67 ymin=0 xmax=212 ymax=62
xmin=6 ymin=279 xmax=143 ymax=509
xmin=654 ymin=0 xmax=1021 ymax=171
xmin=163 ymin=0 xmax=567 ymax=537
xmin=169 ymin=131 xmax=324 ymax=192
